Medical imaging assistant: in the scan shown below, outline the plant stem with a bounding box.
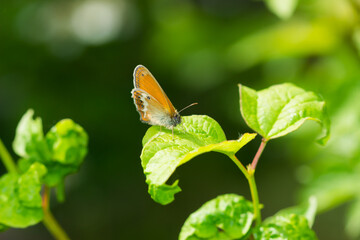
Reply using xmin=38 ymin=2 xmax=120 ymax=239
xmin=42 ymin=185 xmax=50 ymax=211
xmin=247 ymin=138 xmax=268 ymax=225
xmin=0 ymin=138 xmax=18 ymax=174
xmin=247 ymin=169 xmax=261 ymax=225
xmin=230 ymin=138 xmax=268 ymax=226
xmin=43 ymin=210 xmax=70 ymax=240
xmin=230 ymin=154 xmax=262 ymax=225
xmin=250 ymin=138 xmax=267 ymax=170
xmin=42 ymin=186 xmax=70 ymax=240
xmin=228 ymin=154 xmax=249 ymax=179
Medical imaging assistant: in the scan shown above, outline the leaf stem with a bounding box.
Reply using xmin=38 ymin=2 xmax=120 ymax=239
xmin=229 ymin=138 xmax=268 ymax=226
xmin=228 ymin=154 xmax=249 ymax=179
xmin=0 ymin=138 xmax=18 ymax=174
xmin=229 ymin=154 xmax=262 ymax=225
xmin=250 ymin=138 xmax=267 ymax=170
xmin=247 ymin=138 xmax=268 ymax=225
xmin=42 ymin=186 xmax=70 ymax=240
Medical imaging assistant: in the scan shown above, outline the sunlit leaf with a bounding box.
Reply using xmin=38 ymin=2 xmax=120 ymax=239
xmin=46 ymin=119 xmax=88 ymax=165
xmin=13 ymin=109 xmax=51 ymax=162
xmin=265 ymin=0 xmax=298 ymax=20
xmin=273 ymin=197 xmax=317 ymax=228
xmin=228 ymin=20 xmax=339 ymax=70
xmin=300 ymin=171 xmax=360 ymax=213
xmin=0 ymin=163 xmax=46 ymax=228
xmin=141 ymin=115 xmax=256 ymax=205
xmin=239 ymin=83 xmax=330 ymax=144
xmin=44 ymin=119 xmax=88 ymax=186
xmin=253 ymin=212 xmax=318 ymax=240
xmin=14 ymin=110 xmax=88 ymax=190
xmin=179 ymin=194 xmax=254 ymax=240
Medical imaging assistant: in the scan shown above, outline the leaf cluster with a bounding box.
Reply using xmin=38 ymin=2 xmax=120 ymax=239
xmin=179 ymin=194 xmax=318 ymax=240
xmin=0 ymin=109 xmax=88 ymax=229
xmin=138 ymin=83 xmax=329 ymax=239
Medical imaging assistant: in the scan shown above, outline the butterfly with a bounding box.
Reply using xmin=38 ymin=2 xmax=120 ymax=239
xmin=131 ymin=65 xmax=196 ymax=137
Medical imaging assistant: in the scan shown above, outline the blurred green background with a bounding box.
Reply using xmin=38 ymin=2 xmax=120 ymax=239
xmin=1 ymin=0 xmax=360 ymax=239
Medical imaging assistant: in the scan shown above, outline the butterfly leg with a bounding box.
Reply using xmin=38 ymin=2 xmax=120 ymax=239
xmin=172 ymin=126 xmax=174 ymax=141
xmin=180 ymin=125 xmax=185 ymax=132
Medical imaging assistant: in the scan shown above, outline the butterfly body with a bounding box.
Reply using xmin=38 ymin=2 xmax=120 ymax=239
xmin=131 ymin=65 xmax=181 ymax=129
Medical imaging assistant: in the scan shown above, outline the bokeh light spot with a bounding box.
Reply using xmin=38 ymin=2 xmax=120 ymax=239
xmin=70 ymin=1 xmax=124 ymax=45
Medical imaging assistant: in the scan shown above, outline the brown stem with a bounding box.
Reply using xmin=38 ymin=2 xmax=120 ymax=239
xmin=42 ymin=186 xmax=70 ymax=240
xmin=42 ymin=185 xmax=50 ymax=211
xmin=250 ymin=138 xmax=267 ymax=170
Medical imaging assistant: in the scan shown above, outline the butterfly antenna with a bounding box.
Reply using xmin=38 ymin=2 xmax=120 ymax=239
xmin=178 ymin=103 xmax=198 ymax=113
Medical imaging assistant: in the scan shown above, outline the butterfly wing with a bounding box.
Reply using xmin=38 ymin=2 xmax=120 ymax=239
xmin=132 ymin=88 xmax=175 ymax=127
xmin=132 ymin=89 xmax=151 ymax=122
xmin=133 ymin=65 xmax=177 ymax=115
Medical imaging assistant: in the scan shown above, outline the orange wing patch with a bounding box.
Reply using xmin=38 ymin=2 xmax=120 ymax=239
xmin=133 ymin=65 xmax=176 ymax=115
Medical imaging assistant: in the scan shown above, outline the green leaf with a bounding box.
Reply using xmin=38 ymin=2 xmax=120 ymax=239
xmin=0 ymin=162 xmax=47 ymax=228
xmin=239 ymin=83 xmax=330 ymax=144
xmin=265 ymin=0 xmax=298 ymax=20
xmin=44 ymin=119 xmax=88 ymax=186
xmin=141 ymin=115 xmax=256 ymax=205
xmin=179 ymin=194 xmax=254 ymax=240
xmin=253 ymin=213 xmax=318 ymax=240
xmin=300 ymin=171 xmax=360 ymax=213
xmin=273 ymin=197 xmax=317 ymax=228
xmin=18 ymin=163 xmax=47 ymax=207
xmin=228 ymin=20 xmax=340 ymax=71
xmin=13 ymin=109 xmax=51 ymax=162
xmin=46 ymin=119 xmax=88 ymax=166
xmin=17 ymin=118 xmax=89 ymax=187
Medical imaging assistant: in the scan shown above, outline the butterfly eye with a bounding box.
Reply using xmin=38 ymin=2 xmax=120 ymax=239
xmin=147 ymin=96 xmax=150 ymax=100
